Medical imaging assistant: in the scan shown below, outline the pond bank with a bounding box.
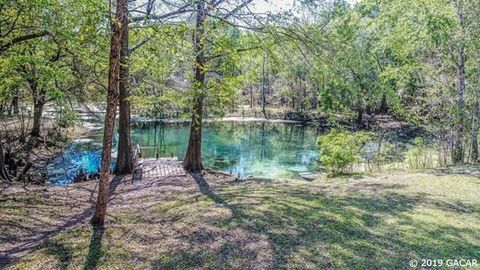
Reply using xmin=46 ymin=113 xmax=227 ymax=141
xmin=1 ymin=116 xmax=94 ymax=184
xmin=134 ymin=113 xmax=421 ymax=135
xmin=132 ymin=116 xmax=304 ymax=124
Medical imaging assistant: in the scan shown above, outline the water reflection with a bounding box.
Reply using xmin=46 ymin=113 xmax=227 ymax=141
xmin=47 ymin=121 xmax=324 ymax=185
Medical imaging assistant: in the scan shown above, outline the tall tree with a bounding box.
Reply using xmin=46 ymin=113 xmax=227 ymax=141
xmin=182 ymin=0 xmax=255 ymax=172
xmin=183 ymin=0 xmax=206 ymax=172
xmin=452 ymin=0 xmax=466 ymax=163
xmin=90 ymin=0 xmax=127 ymax=227
xmin=114 ymin=0 xmax=192 ymax=175
xmin=114 ymin=2 xmax=133 ymax=175
xmin=261 ymin=52 xmax=267 ymax=118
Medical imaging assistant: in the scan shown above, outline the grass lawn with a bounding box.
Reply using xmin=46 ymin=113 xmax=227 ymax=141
xmin=1 ymin=170 xmax=480 ymax=269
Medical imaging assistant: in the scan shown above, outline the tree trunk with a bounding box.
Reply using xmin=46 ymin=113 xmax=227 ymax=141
xmin=250 ymin=86 xmax=253 ymax=108
xmin=30 ymin=84 xmax=46 ymax=137
xmin=471 ymin=99 xmax=479 ymax=162
xmin=184 ymin=97 xmax=204 ymax=172
xmin=90 ymin=0 xmax=126 ymax=228
xmin=0 ymin=134 xmax=11 ymax=181
xmin=300 ymin=78 xmax=306 ymax=112
xmin=356 ymin=108 xmax=363 ymax=129
xmin=114 ymin=6 xmax=133 ymax=175
xmin=183 ymin=0 xmax=206 ymax=173
xmin=471 ymin=116 xmax=478 ymax=162
xmin=19 ymin=135 xmax=38 ymax=182
xmin=261 ymin=53 xmax=267 ymax=118
xmin=452 ymin=0 xmax=465 ymax=164
xmin=378 ymin=94 xmax=388 ymax=114
xmin=311 ymin=87 xmax=318 ymax=109
xmin=10 ymin=95 xmax=19 ymax=115
xmin=473 ymin=74 xmax=480 ymax=163
xmin=31 ymin=99 xmax=45 ymax=137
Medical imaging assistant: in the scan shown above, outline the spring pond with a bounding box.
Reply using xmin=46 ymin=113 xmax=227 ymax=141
xmin=47 ymin=121 xmax=327 ymax=185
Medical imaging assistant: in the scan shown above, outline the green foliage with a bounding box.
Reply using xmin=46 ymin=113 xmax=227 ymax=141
xmin=55 ymin=107 xmax=77 ymax=128
xmin=0 ymin=0 xmax=108 ymax=115
xmin=405 ymin=138 xmax=439 ymax=170
xmin=317 ymin=129 xmax=373 ymax=176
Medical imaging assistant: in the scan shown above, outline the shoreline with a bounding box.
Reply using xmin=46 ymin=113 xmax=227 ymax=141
xmin=131 ymin=116 xmax=306 ymax=124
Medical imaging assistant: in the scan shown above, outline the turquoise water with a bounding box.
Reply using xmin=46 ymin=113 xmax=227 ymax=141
xmin=47 ymin=121 xmax=324 ymax=185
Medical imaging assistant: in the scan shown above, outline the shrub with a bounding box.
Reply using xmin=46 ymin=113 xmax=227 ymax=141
xmin=56 ymin=108 xmax=77 ymax=128
xmin=317 ymin=129 xmax=373 ymax=176
xmin=404 ymin=137 xmax=439 ymax=169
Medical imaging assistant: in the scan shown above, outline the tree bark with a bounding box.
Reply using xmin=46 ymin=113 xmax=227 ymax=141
xmin=300 ymin=77 xmax=306 ymax=112
xmin=452 ymin=0 xmax=465 ymax=164
xmin=0 ymin=134 xmax=11 ymax=181
xmin=250 ymin=86 xmax=253 ymax=108
xmin=114 ymin=5 xmax=133 ymax=175
xmin=19 ymin=135 xmax=37 ymax=182
xmin=183 ymin=0 xmax=206 ymax=173
xmin=10 ymin=95 xmax=19 ymax=115
xmin=356 ymin=107 xmax=364 ymax=129
xmin=472 ymin=77 xmax=479 ymax=162
xmin=29 ymin=81 xmax=46 ymax=137
xmin=378 ymin=94 xmax=388 ymax=114
xmin=311 ymin=87 xmax=318 ymax=109
xmin=471 ymin=113 xmax=478 ymax=162
xmin=31 ymin=98 xmax=45 ymax=137
xmin=261 ymin=53 xmax=267 ymax=118
xmin=91 ymin=0 xmax=126 ymax=228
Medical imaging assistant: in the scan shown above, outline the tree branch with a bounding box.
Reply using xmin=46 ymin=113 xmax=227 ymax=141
xmin=129 ymin=2 xmax=192 ymax=23
xmin=0 ymin=31 xmax=50 ymax=54
xmin=129 ymin=36 xmax=153 ymax=54
xmin=205 ymin=45 xmax=260 ymax=62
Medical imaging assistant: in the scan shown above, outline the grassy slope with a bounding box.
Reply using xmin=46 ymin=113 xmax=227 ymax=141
xmin=1 ymin=171 xmax=480 ymax=269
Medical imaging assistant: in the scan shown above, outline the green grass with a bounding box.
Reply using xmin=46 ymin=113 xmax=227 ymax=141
xmin=1 ymin=171 xmax=480 ymax=269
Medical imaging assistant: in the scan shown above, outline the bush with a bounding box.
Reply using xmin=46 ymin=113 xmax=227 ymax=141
xmin=317 ymin=129 xmax=373 ymax=176
xmin=404 ymin=137 xmax=439 ymax=169
xmin=56 ymin=108 xmax=77 ymax=128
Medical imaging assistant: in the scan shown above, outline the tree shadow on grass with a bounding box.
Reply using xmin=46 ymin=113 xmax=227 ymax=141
xmin=83 ymin=226 xmax=104 ymax=270
xmin=176 ymin=175 xmax=480 ymax=269
xmin=430 ymin=165 xmax=480 ymax=178
xmin=191 ymin=173 xmax=226 ymax=205
xmin=0 ymin=176 xmax=125 ymax=268
xmin=44 ymin=241 xmax=73 ymax=270
xmin=82 ymin=176 xmax=124 ymax=270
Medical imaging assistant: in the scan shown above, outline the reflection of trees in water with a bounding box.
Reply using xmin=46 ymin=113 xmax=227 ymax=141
xmin=153 ymin=121 xmax=166 ymax=157
xmin=50 ymin=121 xmax=324 ymax=183
xmin=260 ymin=122 xmax=266 ymax=161
xmin=128 ymin=121 xmax=170 ymax=158
xmin=301 ymin=126 xmax=305 ymax=145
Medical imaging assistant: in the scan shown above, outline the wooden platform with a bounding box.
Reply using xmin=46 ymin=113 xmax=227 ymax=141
xmin=134 ymin=157 xmax=186 ymax=180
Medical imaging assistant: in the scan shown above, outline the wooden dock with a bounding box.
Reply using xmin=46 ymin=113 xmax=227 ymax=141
xmin=133 ymin=157 xmax=186 ymax=181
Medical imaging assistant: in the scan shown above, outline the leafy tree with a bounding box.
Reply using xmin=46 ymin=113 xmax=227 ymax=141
xmin=183 ymin=0 xmax=257 ymax=172
xmin=91 ymin=0 xmax=127 ymax=227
